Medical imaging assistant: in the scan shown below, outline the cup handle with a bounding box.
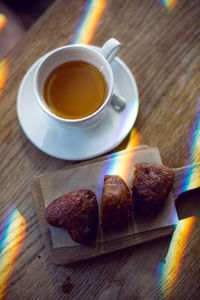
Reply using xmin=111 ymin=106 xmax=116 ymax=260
xmin=100 ymin=38 xmax=121 ymax=63
xmin=100 ymin=38 xmax=126 ymax=112
xmin=110 ymin=94 xmax=126 ymax=112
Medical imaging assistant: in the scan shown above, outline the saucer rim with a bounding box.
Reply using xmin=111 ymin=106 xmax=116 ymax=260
xmin=17 ymin=54 xmax=139 ymax=161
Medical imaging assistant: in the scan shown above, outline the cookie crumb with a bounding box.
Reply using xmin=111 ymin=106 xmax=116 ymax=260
xmin=62 ymin=277 xmax=73 ymax=294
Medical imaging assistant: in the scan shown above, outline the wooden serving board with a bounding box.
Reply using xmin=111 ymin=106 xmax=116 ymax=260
xmin=32 ymin=146 xmax=200 ymax=265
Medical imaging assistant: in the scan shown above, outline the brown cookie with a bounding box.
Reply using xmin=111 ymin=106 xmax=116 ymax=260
xmin=132 ymin=163 xmax=175 ymax=215
xmin=100 ymin=175 xmax=133 ymax=230
xmin=45 ymin=189 xmax=98 ymax=244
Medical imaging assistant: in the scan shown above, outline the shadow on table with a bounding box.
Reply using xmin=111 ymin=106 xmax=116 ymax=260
xmin=175 ymin=188 xmax=200 ymax=220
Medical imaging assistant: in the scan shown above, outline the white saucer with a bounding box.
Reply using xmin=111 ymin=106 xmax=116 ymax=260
xmin=17 ymin=55 xmax=139 ymax=161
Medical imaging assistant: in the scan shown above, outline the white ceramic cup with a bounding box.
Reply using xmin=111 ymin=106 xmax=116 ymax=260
xmin=34 ymin=38 xmax=121 ymax=127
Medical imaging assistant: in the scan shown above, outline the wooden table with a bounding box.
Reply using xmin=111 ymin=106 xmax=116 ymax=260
xmin=1 ymin=0 xmax=200 ymax=299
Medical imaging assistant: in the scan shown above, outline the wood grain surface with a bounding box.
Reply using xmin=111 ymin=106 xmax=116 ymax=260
xmin=0 ymin=0 xmax=200 ymax=299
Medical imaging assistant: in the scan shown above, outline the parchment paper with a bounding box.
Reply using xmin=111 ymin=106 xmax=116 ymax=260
xmin=38 ymin=146 xmax=178 ymax=248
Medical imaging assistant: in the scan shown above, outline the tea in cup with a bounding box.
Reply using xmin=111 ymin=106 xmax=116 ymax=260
xmin=44 ymin=60 xmax=108 ymax=120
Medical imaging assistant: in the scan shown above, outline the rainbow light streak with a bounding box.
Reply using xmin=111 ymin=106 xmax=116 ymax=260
xmin=158 ymin=216 xmax=196 ymax=298
xmin=178 ymin=164 xmax=200 ymax=196
xmin=72 ymin=0 xmax=106 ymax=45
xmin=158 ymin=100 xmax=200 ymax=297
xmin=189 ymin=100 xmax=200 ymax=163
xmin=0 ymin=14 xmax=7 ymax=32
xmin=178 ymin=100 xmax=200 ymax=195
xmin=160 ymin=0 xmax=179 ymax=10
xmin=0 ymin=206 xmax=27 ymax=300
xmin=0 ymin=59 xmax=9 ymax=96
xmin=96 ymin=128 xmax=140 ymax=198
xmin=126 ymin=127 xmax=140 ymax=150
xmin=107 ymin=127 xmax=139 ymax=182
xmin=102 ymin=127 xmax=139 ymax=181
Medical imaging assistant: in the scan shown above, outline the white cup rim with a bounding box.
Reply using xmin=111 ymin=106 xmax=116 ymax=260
xmin=34 ymin=44 xmax=114 ymax=124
